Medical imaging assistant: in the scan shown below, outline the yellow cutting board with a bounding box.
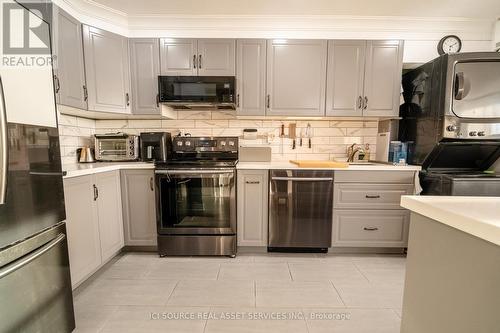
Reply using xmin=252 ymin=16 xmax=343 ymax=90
xmin=289 ymin=160 xmax=349 ymax=168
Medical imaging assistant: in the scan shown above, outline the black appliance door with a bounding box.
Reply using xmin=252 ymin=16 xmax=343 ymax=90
xmin=0 ymin=124 xmax=65 ymax=249
xmin=0 ymin=223 xmax=75 ymax=333
xmin=269 ymin=170 xmax=334 ymax=248
xmin=156 ymin=169 xmax=236 ymax=235
xmin=158 ymin=76 xmax=235 ymax=103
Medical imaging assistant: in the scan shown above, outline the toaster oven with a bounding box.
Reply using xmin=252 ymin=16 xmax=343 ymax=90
xmin=94 ymin=133 xmax=139 ymax=161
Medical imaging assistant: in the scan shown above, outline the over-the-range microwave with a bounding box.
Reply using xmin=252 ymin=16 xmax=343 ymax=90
xmin=158 ymin=76 xmax=236 ymax=109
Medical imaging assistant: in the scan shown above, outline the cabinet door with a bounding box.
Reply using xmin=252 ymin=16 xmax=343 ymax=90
xmin=159 ymin=38 xmax=197 ymax=75
xmin=197 ymin=39 xmax=236 ymax=76
xmin=129 ymin=39 xmax=160 ymax=114
xmin=83 ymin=25 xmax=131 ymax=113
xmin=63 ymin=175 xmax=101 ymax=288
xmin=326 ymin=40 xmax=365 ymax=116
xmin=236 ymin=39 xmax=266 ymax=116
xmin=95 ymin=171 xmax=124 ymax=262
xmin=237 ymin=170 xmax=269 ymax=247
xmin=363 ymin=40 xmax=403 ymax=117
xmin=266 ymin=39 xmax=327 ymax=116
xmin=53 ymin=8 xmax=87 ymax=110
xmin=121 ymin=170 xmax=157 ymax=246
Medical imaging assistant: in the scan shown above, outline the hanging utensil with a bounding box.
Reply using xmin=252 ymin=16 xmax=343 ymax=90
xmin=289 ymin=123 xmax=297 ymax=149
xmin=306 ymin=123 xmax=312 ymax=149
xmin=299 ymin=129 xmax=303 ymax=147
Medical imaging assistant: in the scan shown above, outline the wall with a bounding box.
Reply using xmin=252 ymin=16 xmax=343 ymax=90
xmin=58 ymin=106 xmax=96 ymax=166
xmin=93 ymin=110 xmax=378 ymax=162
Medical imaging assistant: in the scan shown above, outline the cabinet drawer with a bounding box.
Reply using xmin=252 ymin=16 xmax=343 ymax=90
xmin=334 ymin=183 xmax=413 ymax=209
xmin=334 ymin=170 xmax=414 ymax=183
xmin=332 ymin=210 xmax=409 ymax=247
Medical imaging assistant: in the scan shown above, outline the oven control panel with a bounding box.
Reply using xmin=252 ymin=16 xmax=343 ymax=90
xmin=443 ymin=117 xmax=499 ymax=139
xmin=172 ymin=137 xmax=239 ymax=152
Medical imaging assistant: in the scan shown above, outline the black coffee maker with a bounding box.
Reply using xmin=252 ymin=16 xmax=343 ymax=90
xmin=139 ymin=132 xmax=172 ymax=162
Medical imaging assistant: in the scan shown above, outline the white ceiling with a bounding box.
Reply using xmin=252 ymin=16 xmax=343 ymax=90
xmin=87 ymin=0 xmax=500 ymax=19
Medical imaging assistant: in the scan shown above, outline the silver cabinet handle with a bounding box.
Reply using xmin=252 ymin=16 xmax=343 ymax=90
xmin=150 ymin=177 xmax=154 ymax=191
xmin=454 ymin=72 xmax=465 ymax=100
xmin=365 ymin=194 xmax=381 ymax=199
xmin=363 ymin=227 xmax=379 ymax=231
xmin=125 ymin=93 xmax=130 ymax=106
xmin=245 ymin=181 xmax=260 ymax=184
xmin=0 ymin=76 xmax=8 ymax=205
xmin=236 ymin=94 xmax=240 ymax=108
xmin=198 ymin=55 xmax=202 ymax=69
xmin=83 ymin=85 xmax=88 ymax=101
xmin=357 ymin=96 xmax=363 ymax=109
xmin=363 ymin=96 xmax=368 ymax=110
xmin=0 ymin=234 xmax=66 ymax=279
xmin=266 ymin=95 xmax=270 ymax=108
xmin=54 ymin=74 xmax=60 ymax=93
xmin=156 ymin=93 xmax=160 ymax=108
xmin=93 ymin=184 xmax=98 ymax=201
xmin=272 ymin=177 xmax=332 ymax=182
xmin=193 ymin=54 xmax=197 ymax=69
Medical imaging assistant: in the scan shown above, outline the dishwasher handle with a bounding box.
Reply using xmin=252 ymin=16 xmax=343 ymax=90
xmin=271 ymin=177 xmax=333 ymax=182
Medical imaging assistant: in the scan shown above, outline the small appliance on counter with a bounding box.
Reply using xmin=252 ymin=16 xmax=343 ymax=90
xmin=400 ymin=52 xmax=500 ymax=196
xmin=375 ymin=119 xmax=399 ymax=162
xmin=242 ymin=128 xmax=258 ymax=140
xmin=77 ymin=146 xmax=95 ymax=163
xmin=94 ymin=132 xmax=139 ymax=161
xmin=140 ymin=132 xmax=172 ymax=162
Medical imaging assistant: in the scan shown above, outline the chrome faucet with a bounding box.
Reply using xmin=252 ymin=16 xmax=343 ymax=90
xmin=347 ymin=143 xmax=364 ymax=162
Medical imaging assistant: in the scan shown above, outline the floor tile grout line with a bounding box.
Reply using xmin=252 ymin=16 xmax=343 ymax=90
xmin=216 ymin=263 xmax=221 ymax=280
xmin=254 ymin=280 xmax=257 ymax=307
xmin=164 ymin=280 xmax=180 ymax=306
xmin=330 ymin=280 xmax=346 ymax=307
xmin=353 ymin=262 xmax=371 ymax=283
xmin=286 ymin=262 xmax=294 ymax=281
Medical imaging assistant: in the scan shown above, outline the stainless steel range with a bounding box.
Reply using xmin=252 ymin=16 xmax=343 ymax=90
xmin=155 ymin=136 xmax=238 ymax=256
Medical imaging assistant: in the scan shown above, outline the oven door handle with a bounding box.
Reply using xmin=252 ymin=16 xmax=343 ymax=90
xmin=155 ymin=169 xmax=234 ymax=175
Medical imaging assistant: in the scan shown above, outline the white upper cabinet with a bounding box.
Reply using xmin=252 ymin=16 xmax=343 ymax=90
xmin=83 ymin=25 xmax=131 ymax=114
xmin=129 ymin=38 xmax=160 ymax=114
xmin=197 ymin=39 xmax=236 ymax=76
xmin=266 ymin=39 xmax=327 ymax=116
xmin=363 ymin=40 xmax=404 ymax=117
xmin=53 ymin=8 xmax=87 ymax=110
xmin=160 ymin=38 xmax=197 ymax=76
xmin=326 ymin=40 xmax=366 ymax=117
xmin=236 ymin=39 xmax=267 ymax=116
xmin=160 ymin=38 xmax=235 ymax=76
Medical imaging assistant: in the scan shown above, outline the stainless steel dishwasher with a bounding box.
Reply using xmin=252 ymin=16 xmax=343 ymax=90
xmin=268 ymin=170 xmax=334 ymax=252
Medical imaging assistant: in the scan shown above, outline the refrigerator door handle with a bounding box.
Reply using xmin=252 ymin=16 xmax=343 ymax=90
xmin=0 ymin=76 xmax=8 ymax=205
xmin=0 ymin=233 xmax=66 ymax=279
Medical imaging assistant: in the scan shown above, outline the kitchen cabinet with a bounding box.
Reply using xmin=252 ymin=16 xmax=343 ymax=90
xmin=325 ymin=40 xmax=365 ymax=116
xmin=332 ymin=170 xmax=413 ymax=248
xmin=121 ymin=170 xmax=157 ymax=247
xmin=237 ymin=170 xmax=269 ymax=247
xmin=326 ymin=40 xmax=403 ymax=117
xmin=63 ymin=171 xmax=124 ymax=288
xmin=129 ymin=38 xmax=160 ymax=114
xmin=94 ymin=171 xmax=124 ymax=262
xmin=236 ymin=39 xmax=267 ymax=116
xmin=53 ymin=8 xmax=87 ymax=110
xmin=266 ymin=39 xmax=327 ymax=116
xmin=63 ymin=175 xmax=101 ymax=288
xmin=83 ymin=25 xmax=131 ymax=113
xmin=363 ymin=40 xmax=404 ymax=117
xmin=160 ymin=38 xmax=235 ymax=76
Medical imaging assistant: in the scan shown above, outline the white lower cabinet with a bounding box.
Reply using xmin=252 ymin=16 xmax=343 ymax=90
xmin=237 ymin=170 xmax=269 ymax=247
xmin=63 ymin=171 xmax=124 ymax=288
xmin=121 ymin=170 xmax=157 ymax=247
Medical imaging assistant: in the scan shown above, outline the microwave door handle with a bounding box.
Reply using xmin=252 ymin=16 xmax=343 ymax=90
xmin=0 ymin=76 xmax=8 ymax=205
xmin=454 ymin=72 xmax=465 ymax=100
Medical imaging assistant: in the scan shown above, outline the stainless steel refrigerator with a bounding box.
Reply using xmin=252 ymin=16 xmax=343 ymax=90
xmin=0 ymin=1 xmax=75 ymax=332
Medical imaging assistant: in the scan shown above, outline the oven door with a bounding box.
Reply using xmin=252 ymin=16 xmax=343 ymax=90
xmin=156 ymin=169 xmax=236 ymax=235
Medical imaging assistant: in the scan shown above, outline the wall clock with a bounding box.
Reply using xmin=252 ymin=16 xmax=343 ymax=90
xmin=437 ymin=35 xmax=462 ymax=55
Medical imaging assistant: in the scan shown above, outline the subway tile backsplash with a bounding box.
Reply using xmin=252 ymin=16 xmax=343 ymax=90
xmin=57 ymin=108 xmax=378 ymax=167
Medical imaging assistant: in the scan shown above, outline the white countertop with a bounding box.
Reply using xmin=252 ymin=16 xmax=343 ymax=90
xmin=401 ymin=196 xmax=500 ymax=246
xmin=237 ymin=161 xmax=421 ymax=171
xmin=63 ymin=162 xmax=154 ymax=178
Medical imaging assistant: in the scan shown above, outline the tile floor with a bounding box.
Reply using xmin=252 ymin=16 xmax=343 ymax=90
xmin=73 ymin=252 xmax=406 ymax=333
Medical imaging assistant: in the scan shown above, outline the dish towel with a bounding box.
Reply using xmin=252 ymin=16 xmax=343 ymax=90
xmin=413 ymin=171 xmax=423 ymax=195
